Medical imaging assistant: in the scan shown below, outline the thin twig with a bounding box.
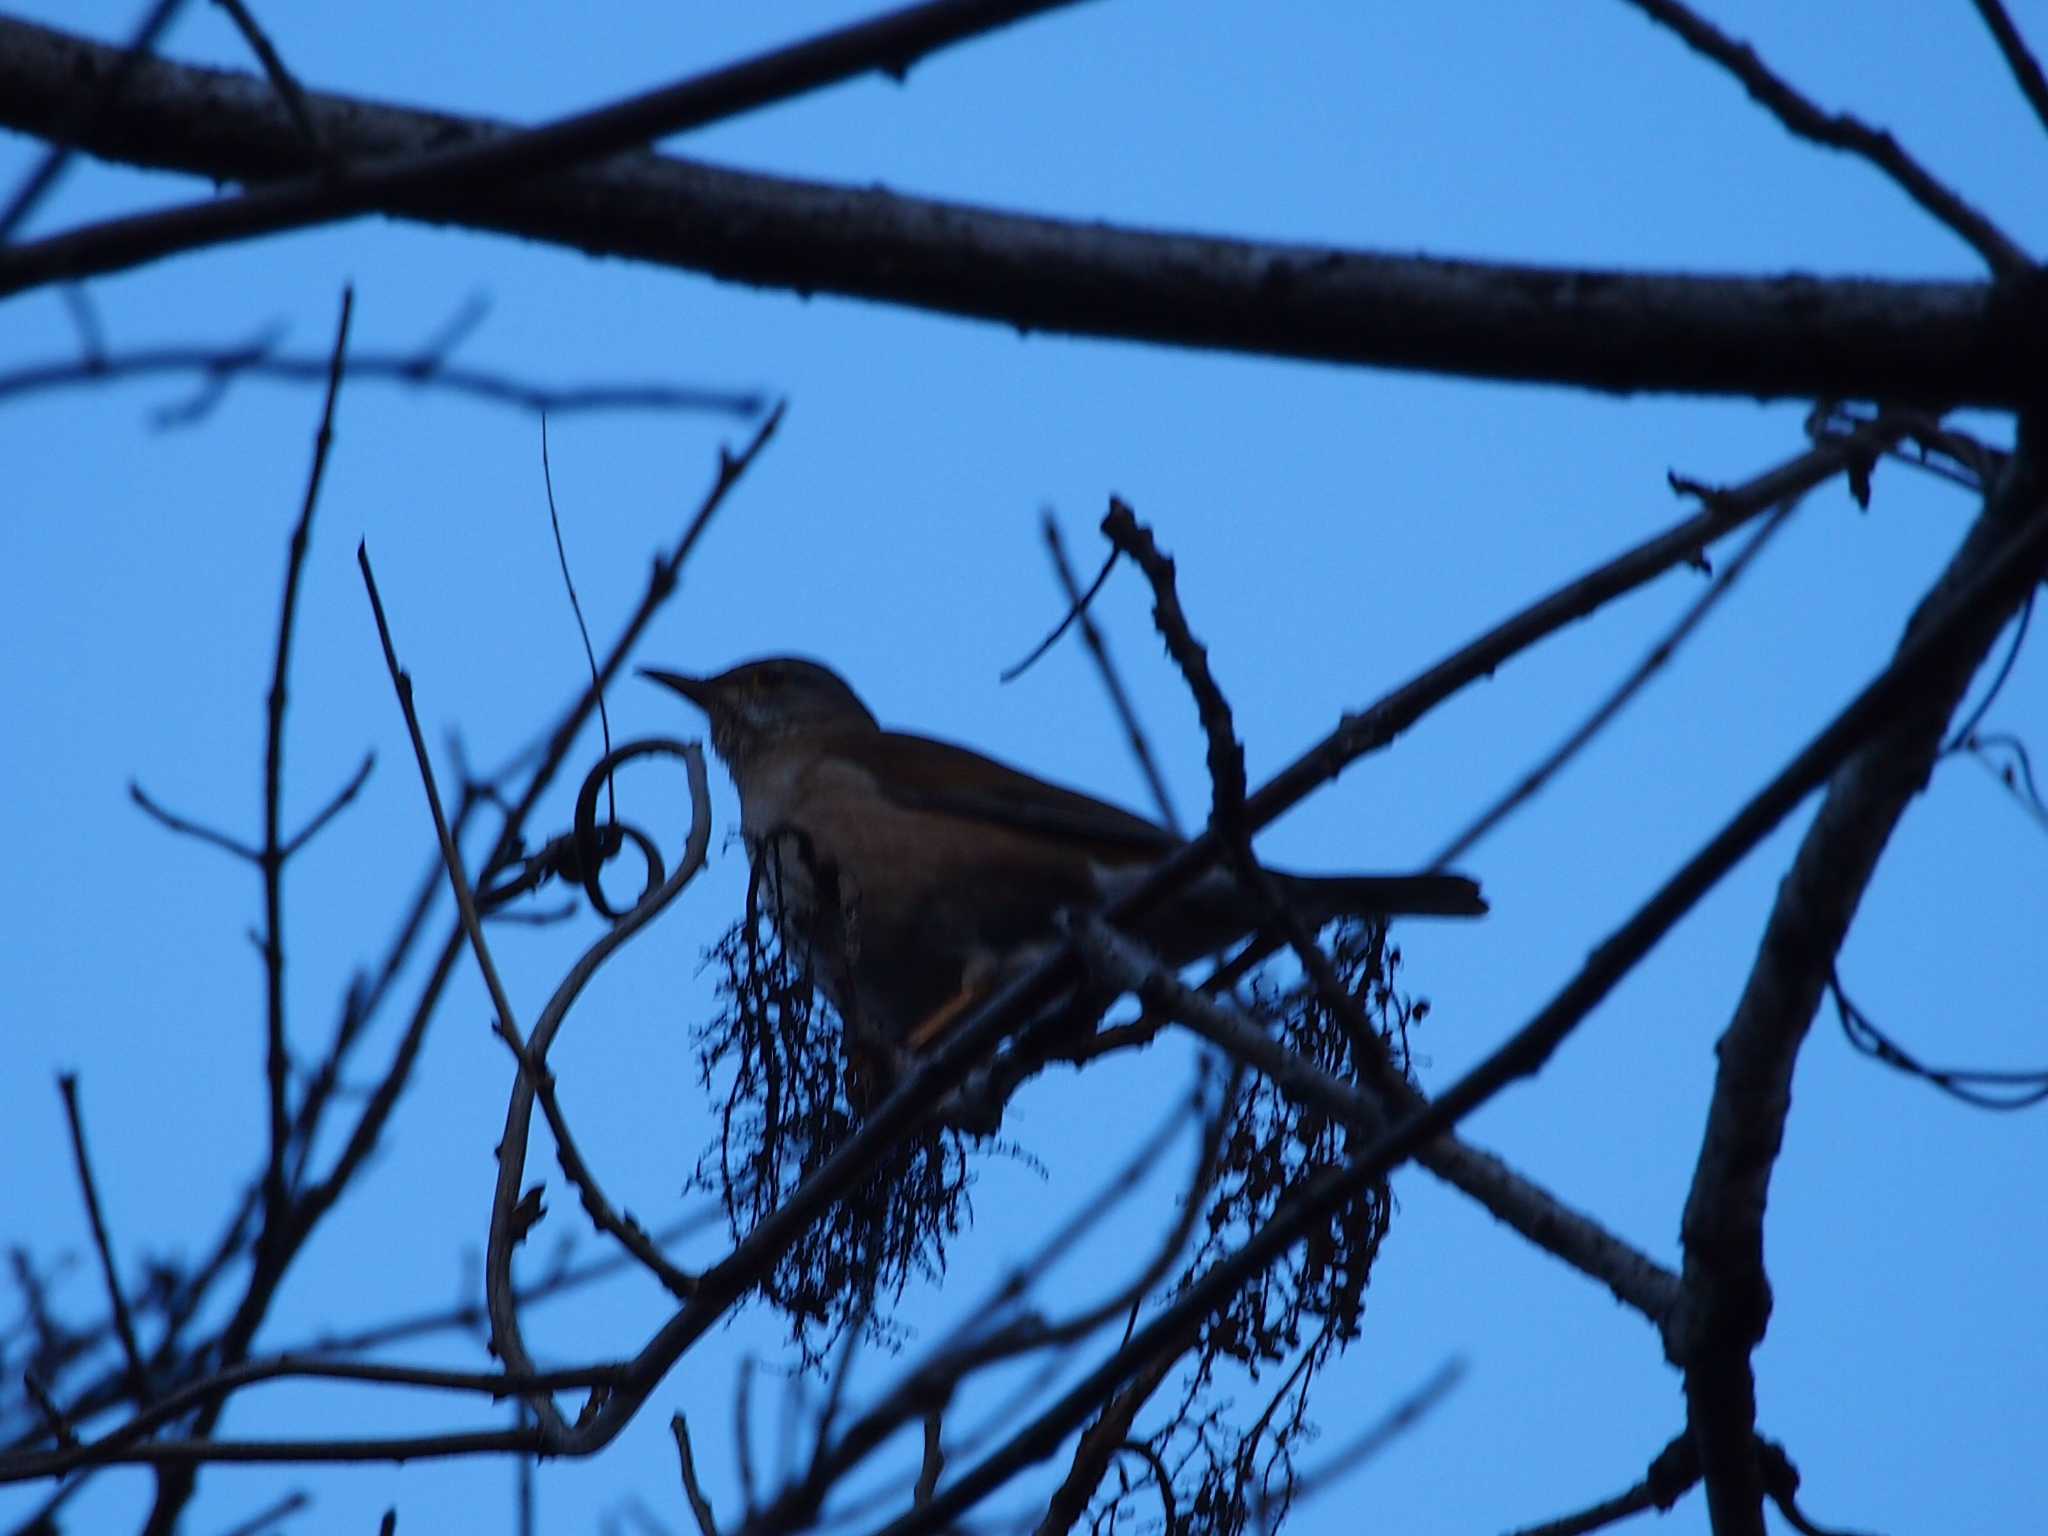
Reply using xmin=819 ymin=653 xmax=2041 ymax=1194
xmin=1970 ymin=0 xmax=2048 ymax=136
xmin=128 ymin=780 xmax=258 ymax=861
xmin=279 ymin=750 xmax=376 ymax=857
xmin=1276 ymin=1357 xmax=1465 ymax=1516
xmin=541 ymin=417 xmax=614 ymax=825
xmin=206 ymin=0 xmax=324 ymax=157
xmin=0 ymin=342 xmax=766 ymax=422
xmin=999 ymin=540 xmax=1117 ymax=682
xmin=1622 ymin=0 xmax=2031 ymax=275
xmin=208 ymin=1488 xmax=310 ymax=1536
xmin=672 ymin=1415 xmax=722 ymax=1536
xmin=1433 ymin=486 xmax=1805 ymax=867
xmin=1043 ymin=512 xmax=1180 ymax=831
xmin=260 ymin=284 xmax=353 ymax=1238
xmin=55 ymin=1076 xmax=150 ymax=1407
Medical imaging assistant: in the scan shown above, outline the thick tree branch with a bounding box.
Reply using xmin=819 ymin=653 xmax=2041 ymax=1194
xmin=0 ymin=16 xmax=2040 ymax=401
xmin=0 ymin=2 xmax=1090 ymax=294
xmin=1670 ymin=429 xmax=2045 ymax=1535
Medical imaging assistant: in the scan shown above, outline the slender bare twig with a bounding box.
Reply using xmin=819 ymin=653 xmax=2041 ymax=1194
xmin=672 ymin=1415 xmax=722 ymax=1536
xmin=1043 ymin=513 xmax=1181 ymax=831
xmin=1621 ymin=0 xmax=2031 ymax=275
xmin=1433 ymin=487 xmax=1805 ymax=868
xmin=3 ymin=1355 xmax=623 ymax=1482
xmin=873 ymin=457 xmax=2048 ymax=1536
xmin=0 ymin=0 xmax=185 ymax=242
xmin=999 ymin=540 xmax=1117 ymax=682
xmin=206 ymin=0 xmax=323 ymax=156
xmin=1276 ymin=1357 xmax=1466 ymax=1517
xmin=1970 ymin=0 xmax=2048 ymax=136
xmin=260 ymin=284 xmax=352 ymax=1239
xmin=0 ymin=18 xmax=2033 ymax=402
xmin=1673 ymin=439 xmax=2043 ymax=1535
xmin=279 ymin=751 xmax=376 ymax=857
xmin=212 ymin=1488 xmax=311 ymax=1536
xmin=0 ymin=0 xmax=1094 ymax=292
xmin=540 ymin=418 xmax=614 ymax=825
xmin=128 ymin=780 xmax=259 ymax=861
xmin=0 ymin=343 xmax=766 ymax=422
xmin=54 ymin=1076 xmax=149 ymax=1408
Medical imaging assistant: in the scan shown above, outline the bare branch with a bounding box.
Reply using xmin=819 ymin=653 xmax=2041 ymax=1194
xmin=0 ymin=342 xmax=765 ymax=423
xmin=1672 ymin=432 xmax=2046 ymax=1534
xmin=1043 ymin=513 xmax=1180 ymax=831
xmin=259 ymin=284 xmax=352 ymax=1241
xmin=211 ymin=1488 xmax=310 ymax=1536
xmin=55 ymin=1076 xmax=149 ymax=1408
xmin=0 ymin=0 xmax=184 ymax=242
xmin=1622 ymin=0 xmax=2031 ymax=275
xmin=1971 ymin=0 xmax=2048 ymax=136
xmin=1279 ymin=1357 xmax=1465 ymax=1516
xmin=205 ymin=0 xmax=323 ymax=157
xmin=128 ymin=779 xmax=258 ymax=862
xmin=279 ymin=751 xmax=375 ymax=857
xmin=0 ymin=18 xmax=2034 ymax=402
xmin=0 ymin=0 xmax=1094 ymax=293
xmin=672 ymin=1415 xmax=722 ymax=1536
xmin=1432 ymin=484 xmax=1804 ymax=868
xmin=1071 ymin=917 xmax=1681 ymax=1325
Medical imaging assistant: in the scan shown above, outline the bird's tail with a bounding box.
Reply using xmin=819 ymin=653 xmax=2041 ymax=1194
xmin=1283 ymin=871 xmax=1488 ymax=919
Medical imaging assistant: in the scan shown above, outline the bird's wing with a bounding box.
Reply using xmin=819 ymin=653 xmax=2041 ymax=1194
xmin=839 ymin=730 xmax=1180 ymax=856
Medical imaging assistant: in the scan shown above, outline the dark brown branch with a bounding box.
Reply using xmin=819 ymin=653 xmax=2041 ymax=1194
xmin=871 ymin=436 xmax=2048 ymax=1536
xmin=54 ymin=1076 xmax=150 ymax=1409
xmin=0 ymin=0 xmax=184 ymax=242
xmin=1671 ymin=429 xmax=2045 ymax=1535
xmin=0 ymin=344 xmax=765 ymax=423
xmin=1971 ymin=0 xmax=2048 ymax=136
xmin=1622 ymin=0 xmax=2032 ymax=275
xmin=0 ymin=17 xmax=2038 ymax=402
xmin=0 ymin=0 xmax=1092 ymax=293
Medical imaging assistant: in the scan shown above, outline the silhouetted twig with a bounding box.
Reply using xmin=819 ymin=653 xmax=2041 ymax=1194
xmin=1623 ymin=0 xmax=2029 ymax=275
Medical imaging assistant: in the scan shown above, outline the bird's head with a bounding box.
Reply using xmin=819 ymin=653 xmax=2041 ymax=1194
xmin=640 ymin=656 xmax=879 ymax=772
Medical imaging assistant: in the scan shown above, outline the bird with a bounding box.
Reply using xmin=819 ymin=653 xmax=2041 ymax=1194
xmin=642 ymin=656 xmax=1485 ymax=1066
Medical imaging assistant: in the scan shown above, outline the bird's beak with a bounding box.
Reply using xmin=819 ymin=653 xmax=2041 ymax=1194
xmin=638 ymin=667 xmax=715 ymax=713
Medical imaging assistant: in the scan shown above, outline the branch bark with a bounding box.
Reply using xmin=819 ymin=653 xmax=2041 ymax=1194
xmin=0 ymin=16 xmax=2040 ymax=402
xmin=1670 ymin=424 xmax=2045 ymax=1535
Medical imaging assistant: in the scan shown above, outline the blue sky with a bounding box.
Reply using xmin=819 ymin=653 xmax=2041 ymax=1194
xmin=3 ymin=3 xmax=2044 ymax=1533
